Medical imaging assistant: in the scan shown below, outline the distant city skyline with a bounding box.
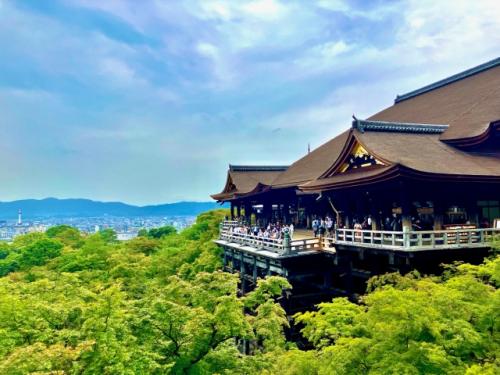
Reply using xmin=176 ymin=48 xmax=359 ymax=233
xmin=1 ymin=0 xmax=499 ymax=205
xmin=0 ymin=197 xmax=221 ymax=219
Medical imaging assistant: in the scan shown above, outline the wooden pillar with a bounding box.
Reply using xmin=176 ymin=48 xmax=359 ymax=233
xmin=237 ymin=203 xmax=241 ymax=219
xmin=402 ymin=215 xmax=412 ymax=232
xmin=355 ymin=193 xmax=365 ymax=224
xmin=240 ymin=253 xmax=246 ymax=293
xmin=399 ymin=188 xmax=412 ymax=249
xmin=345 ymin=253 xmax=353 ymax=293
xmin=230 ymin=202 xmax=235 ymax=219
xmin=263 ymin=201 xmax=272 ymax=226
xmin=282 ymin=203 xmax=289 ymax=224
xmin=323 ymin=271 xmax=332 ymax=290
xmin=345 ymin=194 xmax=354 ymax=229
xmin=244 ymin=202 xmax=251 ymax=224
xmin=402 ymin=215 xmax=412 ymax=248
xmin=370 ymin=199 xmax=380 ymax=230
xmin=388 ymin=252 xmax=395 ymax=265
xmin=401 ymin=254 xmax=413 ymax=274
xmin=344 ymin=215 xmax=350 ymax=229
xmin=230 ymin=248 xmax=235 ymax=272
xmin=400 ymin=189 xmax=412 ymax=232
xmin=433 ymin=202 xmax=444 ymax=230
xmin=466 ymin=199 xmax=479 ymax=226
xmin=295 ymin=199 xmax=300 ymax=226
xmin=252 ymin=256 xmax=257 ymax=284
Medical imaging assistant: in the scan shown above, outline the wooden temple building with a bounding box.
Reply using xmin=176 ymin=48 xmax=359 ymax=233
xmin=211 ymin=58 xmax=500 ymax=309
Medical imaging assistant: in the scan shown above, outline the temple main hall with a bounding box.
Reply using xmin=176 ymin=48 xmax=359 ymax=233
xmin=211 ymin=57 xmax=500 ymax=306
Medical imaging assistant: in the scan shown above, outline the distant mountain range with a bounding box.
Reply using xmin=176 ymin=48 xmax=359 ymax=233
xmin=0 ymin=198 xmax=225 ymax=219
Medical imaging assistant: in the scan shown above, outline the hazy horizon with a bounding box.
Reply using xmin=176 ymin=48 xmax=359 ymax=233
xmin=1 ymin=0 xmax=499 ymax=205
xmin=0 ymin=196 xmax=217 ymax=205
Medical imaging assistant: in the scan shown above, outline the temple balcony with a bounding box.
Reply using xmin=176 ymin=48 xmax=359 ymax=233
xmin=334 ymin=227 xmax=499 ymax=251
xmin=216 ymin=221 xmax=500 ymax=256
xmin=216 ymin=226 xmax=322 ymax=259
xmin=215 ymin=221 xmax=499 ymax=300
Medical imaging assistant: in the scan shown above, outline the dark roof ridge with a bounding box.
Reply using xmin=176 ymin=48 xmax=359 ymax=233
xmin=229 ymin=165 xmax=288 ymax=172
xmin=394 ymin=57 xmax=500 ymax=104
xmin=352 ymin=119 xmax=449 ymax=134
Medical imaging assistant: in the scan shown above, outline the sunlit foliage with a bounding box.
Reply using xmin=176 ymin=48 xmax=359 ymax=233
xmin=0 ymin=210 xmax=291 ymax=374
xmin=281 ymin=252 xmax=500 ymax=375
xmin=0 ymin=213 xmax=498 ymax=374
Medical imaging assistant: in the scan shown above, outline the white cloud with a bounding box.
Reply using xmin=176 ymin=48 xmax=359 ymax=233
xmin=99 ymin=57 xmax=138 ymax=85
xmin=0 ymin=88 xmax=60 ymax=104
xmin=387 ymin=0 xmax=500 ymax=67
xmin=2 ymin=0 xmax=500 ymax=203
xmin=291 ymin=40 xmax=353 ymax=76
xmin=241 ymin=0 xmax=286 ymax=20
xmin=197 ymin=1 xmax=233 ymax=21
xmin=315 ymin=0 xmax=349 ymax=13
xmin=195 ymin=42 xmax=237 ymax=88
xmin=196 ymin=0 xmax=287 ymax=21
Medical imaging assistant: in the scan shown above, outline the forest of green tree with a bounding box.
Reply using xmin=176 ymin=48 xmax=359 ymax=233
xmin=0 ymin=210 xmax=498 ymax=374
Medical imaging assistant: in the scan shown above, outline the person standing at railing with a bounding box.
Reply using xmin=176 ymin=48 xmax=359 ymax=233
xmin=354 ymin=219 xmax=363 ymax=242
xmin=270 ymin=230 xmax=278 ymax=240
xmin=361 ymin=215 xmax=372 ymax=230
xmin=319 ymin=219 xmax=326 ymax=237
xmin=326 ymin=216 xmax=334 ymax=237
xmin=390 ymin=213 xmax=401 ymax=231
xmin=312 ymin=217 xmax=319 ymax=237
xmin=383 ymin=217 xmax=391 ymax=231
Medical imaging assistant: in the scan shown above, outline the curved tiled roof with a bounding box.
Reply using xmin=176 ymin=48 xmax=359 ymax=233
xmin=273 ymin=60 xmax=500 ymax=190
xmin=211 ymin=166 xmax=287 ymax=201
xmin=271 ymin=130 xmax=350 ymax=188
xmin=212 ymin=58 xmax=500 ymax=199
xmin=301 ymin=126 xmax=500 ymax=191
xmin=394 ymin=57 xmax=500 ymax=103
xmin=355 ymin=129 xmax=499 ymax=177
xmin=369 ymin=61 xmax=500 ymax=141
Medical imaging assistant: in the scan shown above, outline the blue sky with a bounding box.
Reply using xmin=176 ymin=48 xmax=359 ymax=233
xmin=0 ymin=0 xmax=499 ymax=204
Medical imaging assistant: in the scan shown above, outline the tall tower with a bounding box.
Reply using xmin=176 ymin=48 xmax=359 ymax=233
xmin=17 ymin=209 xmax=22 ymax=226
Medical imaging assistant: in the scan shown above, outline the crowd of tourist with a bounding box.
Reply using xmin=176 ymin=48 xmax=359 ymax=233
xmin=311 ymin=216 xmax=335 ymax=237
xmin=225 ymin=212 xmax=459 ymax=242
xmin=226 ymin=218 xmax=294 ymax=241
xmin=311 ymin=213 xmax=432 ymax=234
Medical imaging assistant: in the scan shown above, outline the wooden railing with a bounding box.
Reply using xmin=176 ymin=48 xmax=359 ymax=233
xmin=218 ymin=221 xmax=499 ymax=253
xmin=331 ymin=227 xmax=500 ymax=251
xmin=219 ymin=229 xmax=321 ymax=254
xmin=290 ymin=238 xmax=322 ymax=252
xmin=220 ymin=220 xmax=240 ymax=231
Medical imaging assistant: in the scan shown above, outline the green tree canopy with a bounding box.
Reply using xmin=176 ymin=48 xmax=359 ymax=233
xmin=19 ymin=238 xmax=63 ymax=268
xmin=46 ymin=225 xmax=84 ymax=248
xmin=139 ymin=225 xmax=177 ymax=239
xmin=98 ymin=228 xmax=117 ymax=243
xmin=0 ymin=210 xmax=497 ymax=374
